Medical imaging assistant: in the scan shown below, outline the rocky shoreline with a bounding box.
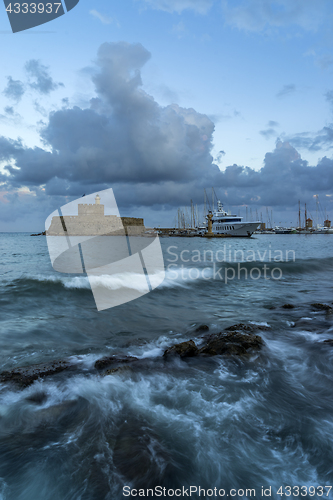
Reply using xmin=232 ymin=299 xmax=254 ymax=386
xmin=0 ymin=322 xmax=266 ymax=389
xmin=1 ymin=301 xmax=333 ymax=390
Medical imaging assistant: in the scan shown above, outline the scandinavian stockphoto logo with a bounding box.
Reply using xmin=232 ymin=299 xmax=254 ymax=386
xmin=3 ymin=0 xmax=79 ymax=33
xmin=45 ymin=188 xmax=165 ymax=311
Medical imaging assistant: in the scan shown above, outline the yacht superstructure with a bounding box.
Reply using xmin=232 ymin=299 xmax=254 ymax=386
xmin=200 ymin=201 xmax=260 ymax=237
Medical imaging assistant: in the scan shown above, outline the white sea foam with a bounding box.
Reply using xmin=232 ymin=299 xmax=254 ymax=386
xmin=249 ymin=321 xmax=270 ymax=327
xmin=29 ymin=265 xmax=216 ymax=293
xmin=295 ymin=330 xmax=324 ymax=341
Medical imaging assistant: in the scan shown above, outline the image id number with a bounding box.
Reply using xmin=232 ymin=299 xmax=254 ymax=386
xmin=6 ymin=3 xmax=62 ymax=14
xmin=277 ymin=485 xmax=332 ymax=496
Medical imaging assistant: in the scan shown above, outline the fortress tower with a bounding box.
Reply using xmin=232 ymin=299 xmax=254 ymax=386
xmin=78 ymin=194 xmax=104 ymax=217
xmin=47 ymin=194 xmax=144 ymax=236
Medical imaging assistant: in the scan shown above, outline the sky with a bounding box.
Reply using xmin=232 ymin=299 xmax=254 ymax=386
xmin=0 ymin=0 xmax=333 ymax=230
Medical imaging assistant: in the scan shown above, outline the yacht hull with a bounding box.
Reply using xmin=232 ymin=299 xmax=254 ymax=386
xmin=200 ymin=222 xmax=260 ymax=237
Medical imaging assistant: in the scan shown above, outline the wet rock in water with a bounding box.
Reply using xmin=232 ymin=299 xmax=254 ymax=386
xmin=311 ymin=303 xmax=333 ymax=312
xmin=163 ymin=340 xmax=199 ymax=359
xmin=94 ymin=355 xmax=138 ymax=370
xmin=0 ymin=397 xmax=90 ymax=459
xmin=323 ymin=339 xmax=333 ymax=346
xmin=104 ymin=365 xmax=133 ymax=376
xmin=164 ymin=324 xmax=264 ymax=359
xmin=282 ymin=304 xmax=295 ymax=309
xmin=199 ymin=331 xmax=263 ymax=356
xmin=112 ymin=417 xmax=173 ymax=488
xmin=25 ymin=391 xmax=48 ymax=404
xmin=195 ymin=324 xmax=209 ymax=332
xmin=0 ymin=360 xmax=72 ymax=388
xmin=225 ymin=322 xmax=269 ymax=332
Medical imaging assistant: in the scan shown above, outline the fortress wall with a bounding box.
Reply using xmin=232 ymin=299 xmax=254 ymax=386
xmin=78 ymin=204 xmax=104 ymax=216
xmin=121 ymin=217 xmax=144 ymax=226
xmin=47 ymin=211 xmax=145 ymax=236
xmin=47 ymin=215 xmax=125 ymax=235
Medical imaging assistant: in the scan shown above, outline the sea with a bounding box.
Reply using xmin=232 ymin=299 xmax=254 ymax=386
xmin=1 ymin=232 xmax=333 ymax=500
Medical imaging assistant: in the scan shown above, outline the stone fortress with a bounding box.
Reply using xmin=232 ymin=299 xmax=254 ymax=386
xmin=47 ymin=194 xmax=145 ymax=236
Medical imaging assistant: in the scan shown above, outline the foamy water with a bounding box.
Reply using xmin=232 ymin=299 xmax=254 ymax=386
xmin=1 ymin=233 xmax=333 ymax=499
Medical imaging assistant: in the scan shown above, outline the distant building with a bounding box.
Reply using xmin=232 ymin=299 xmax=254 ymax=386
xmin=306 ymin=218 xmax=313 ymax=230
xmin=47 ymin=195 xmax=144 ymax=236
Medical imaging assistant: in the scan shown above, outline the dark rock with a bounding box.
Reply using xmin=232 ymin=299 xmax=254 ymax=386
xmin=323 ymin=339 xmax=333 ymax=346
xmin=30 ymin=231 xmax=46 ymax=236
xmin=311 ymin=303 xmax=333 ymax=312
xmin=195 ymin=324 xmax=209 ymax=332
xmin=225 ymin=322 xmax=251 ymax=331
xmin=164 ymin=326 xmax=264 ymax=359
xmin=163 ymin=340 xmax=199 ymax=359
xmin=225 ymin=322 xmax=270 ymax=332
xmin=94 ymin=355 xmax=138 ymax=370
xmin=104 ymin=366 xmax=133 ymax=376
xmin=282 ymin=304 xmax=295 ymax=309
xmin=112 ymin=416 xmax=174 ymax=488
xmin=199 ymin=331 xmax=263 ymax=356
xmin=0 ymin=360 xmax=72 ymax=388
xmin=25 ymin=391 xmax=48 ymax=404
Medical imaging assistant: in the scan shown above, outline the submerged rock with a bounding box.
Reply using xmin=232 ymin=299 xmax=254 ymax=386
xmin=311 ymin=303 xmax=333 ymax=312
xmin=163 ymin=340 xmax=199 ymax=359
xmin=94 ymin=355 xmax=138 ymax=370
xmin=323 ymin=339 xmax=333 ymax=346
xmin=282 ymin=304 xmax=295 ymax=309
xmin=25 ymin=391 xmax=48 ymax=404
xmin=195 ymin=324 xmax=209 ymax=332
xmin=112 ymin=416 xmax=174 ymax=488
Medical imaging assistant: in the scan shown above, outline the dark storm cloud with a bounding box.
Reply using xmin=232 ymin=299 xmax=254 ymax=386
xmin=276 ymin=84 xmax=296 ymax=98
xmin=25 ymin=59 xmax=63 ymax=94
xmin=3 ymin=76 xmax=25 ymax=102
xmin=215 ymin=141 xmax=333 ymax=208
xmin=1 ymin=42 xmax=216 ymax=205
xmin=1 ymin=42 xmax=333 ymax=223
